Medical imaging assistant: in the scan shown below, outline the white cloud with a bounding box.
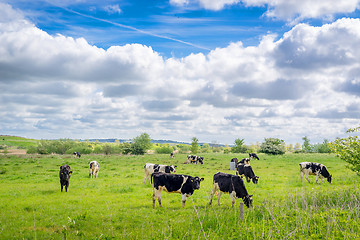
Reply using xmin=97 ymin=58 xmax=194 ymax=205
xmin=103 ymin=4 xmax=122 ymax=15
xmin=171 ymin=0 xmax=360 ymax=22
xmin=1 ymin=3 xmax=360 ymax=144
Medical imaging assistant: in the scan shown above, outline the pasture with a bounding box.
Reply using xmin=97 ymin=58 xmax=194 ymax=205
xmin=0 ymin=153 xmax=359 ymax=239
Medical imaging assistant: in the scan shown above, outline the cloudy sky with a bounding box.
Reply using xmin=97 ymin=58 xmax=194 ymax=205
xmin=1 ymin=0 xmax=360 ymax=145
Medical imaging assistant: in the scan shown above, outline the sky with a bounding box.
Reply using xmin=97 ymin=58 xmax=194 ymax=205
xmin=1 ymin=0 xmax=360 ymax=145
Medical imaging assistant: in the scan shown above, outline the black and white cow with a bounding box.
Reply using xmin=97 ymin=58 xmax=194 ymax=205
xmin=299 ymin=162 xmax=332 ymax=184
xmin=59 ymin=164 xmax=72 ymax=192
xmin=73 ymin=152 xmax=81 ymax=158
xmin=239 ymin=158 xmax=251 ymax=165
xmin=236 ymin=164 xmax=259 ymax=184
xmin=186 ymin=155 xmax=204 ymax=164
xmin=209 ymin=172 xmax=253 ymax=208
xmin=89 ymin=161 xmax=100 ymax=178
xmin=230 ymin=158 xmax=239 ymax=165
xmin=151 ymin=172 xmax=204 ymax=207
xmin=249 ymin=153 xmax=259 ymax=160
xmin=170 ymin=152 xmax=175 ymax=158
xmin=144 ymin=163 xmax=177 ymax=184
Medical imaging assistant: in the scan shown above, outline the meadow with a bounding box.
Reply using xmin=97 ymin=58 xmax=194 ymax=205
xmin=0 ymin=153 xmax=359 ymax=239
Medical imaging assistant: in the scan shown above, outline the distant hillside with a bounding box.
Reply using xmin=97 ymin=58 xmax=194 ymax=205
xmin=83 ymin=138 xmax=191 ymax=145
xmin=0 ymin=135 xmax=39 ymax=149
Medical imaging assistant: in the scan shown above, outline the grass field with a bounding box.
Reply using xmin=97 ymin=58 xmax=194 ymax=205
xmin=0 ymin=153 xmax=359 ymax=239
xmin=0 ymin=135 xmax=39 ymax=149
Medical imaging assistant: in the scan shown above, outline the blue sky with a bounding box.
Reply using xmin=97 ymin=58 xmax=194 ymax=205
xmin=1 ymin=0 xmax=360 ymax=145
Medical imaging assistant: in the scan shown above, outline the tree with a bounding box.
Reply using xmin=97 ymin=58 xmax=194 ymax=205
xmin=330 ymin=126 xmax=360 ymax=173
xmin=302 ymin=136 xmax=313 ymax=153
xmin=259 ymin=138 xmax=286 ymax=155
xmin=313 ymin=139 xmax=331 ymax=153
xmin=131 ymin=133 xmax=152 ymax=155
xmin=231 ymin=138 xmax=247 ymax=153
xmin=190 ymin=137 xmax=199 ymax=154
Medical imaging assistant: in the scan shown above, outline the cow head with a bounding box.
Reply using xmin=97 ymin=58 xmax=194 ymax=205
xmin=198 ymin=157 xmax=204 ymax=164
xmin=60 ymin=165 xmax=72 ymax=180
xmin=327 ymin=175 xmax=332 ymax=184
xmin=252 ymin=176 xmax=259 ymax=184
xmin=243 ymin=195 xmax=253 ymax=208
xmin=190 ymin=177 xmax=204 ymax=190
xmin=170 ymin=165 xmax=177 ymax=173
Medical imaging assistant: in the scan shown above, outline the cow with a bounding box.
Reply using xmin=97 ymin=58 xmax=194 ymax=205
xmin=230 ymin=158 xmax=239 ymax=165
xmin=299 ymin=162 xmax=332 ymax=184
xmin=249 ymin=153 xmax=259 ymax=160
xmin=89 ymin=161 xmax=100 ymax=178
xmin=186 ymin=155 xmax=204 ymax=164
xmin=144 ymin=163 xmax=177 ymax=184
xmin=59 ymin=164 xmax=72 ymax=192
xmin=170 ymin=152 xmax=175 ymax=158
xmin=236 ymin=164 xmax=259 ymax=184
xmin=209 ymin=172 xmax=253 ymax=208
xmin=239 ymin=158 xmax=251 ymax=165
xmin=73 ymin=152 xmax=81 ymax=158
xmin=151 ymin=172 xmax=204 ymax=207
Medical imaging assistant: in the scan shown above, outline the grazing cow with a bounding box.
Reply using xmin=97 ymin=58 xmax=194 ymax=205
xmin=151 ymin=172 xmax=204 ymax=207
xmin=186 ymin=155 xmax=204 ymax=164
xmin=89 ymin=161 xmax=100 ymax=178
xmin=59 ymin=164 xmax=72 ymax=192
xmin=170 ymin=152 xmax=175 ymax=158
xmin=230 ymin=158 xmax=239 ymax=165
xmin=239 ymin=158 xmax=251 ymax=165
xmin=144 ymin=163 xmax=177 ymax=184
xmin=236 ymin=164 xmax=259 ymax=184
xmin=73 ymin=152 xmax=81 ymax=158
xmin=209 ymin=172 xmax=253 ymax=208
xmin=299 ymin=162 xmax=332 ymax=184
xmin=249 ymin=153 xmax=259 ymax=160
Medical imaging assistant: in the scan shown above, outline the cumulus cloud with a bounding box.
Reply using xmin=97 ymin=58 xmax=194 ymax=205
xmin=1 ymin=3 xmax=360 ymax=143
xmin=170 ymin=0 xmax=360 ymax=22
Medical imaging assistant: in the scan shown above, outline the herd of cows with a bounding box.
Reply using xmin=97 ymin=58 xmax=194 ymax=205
xmin=58 ymin=152 xmax=333 ymax=208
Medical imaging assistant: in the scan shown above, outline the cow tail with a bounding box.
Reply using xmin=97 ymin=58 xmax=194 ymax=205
xmin=151 ymin=173 xmax=154 ymax=184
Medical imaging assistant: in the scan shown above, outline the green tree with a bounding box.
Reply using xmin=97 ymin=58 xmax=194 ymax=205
xmin=130 ymin=133 xmax=152 ymax=155
xmin=190 ymin=137 xmax=199 ymax=154
xmin=313 ymin=139 xmax=331 ymax=153
xmin=330 ymin=126 xmax=360 ymax=173
xmin=259 ymin=138 xmax=286 ymax=155
xmin=231 ymin=138 xmax=247 ymax=153
xmin=302 ymin=136 xmax=313 ymax=153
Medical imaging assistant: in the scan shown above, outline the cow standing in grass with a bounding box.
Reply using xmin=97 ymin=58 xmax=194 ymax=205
xmin=209 ymin=172 xmax=253 ymax=207
xmin=151 ymin=172 xmax=204 ymax=207
xmin=144 ymin=163 xmax=176 ymax=184
xmin=249 ymin=153 xmax=259 ymax=160
xmin=299 ymin=162 xmax=332 ymax=184
xmin=89 ymin=161 xmax=100 ymax=178
xmin=59 ymin=164 xmax=72 ymax=192
xmin=236 ymin=164 xmax=259 ymax=184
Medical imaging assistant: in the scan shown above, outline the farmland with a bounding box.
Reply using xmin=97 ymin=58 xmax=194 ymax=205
xmin=0 ymin=153 xmax=359 ymax=239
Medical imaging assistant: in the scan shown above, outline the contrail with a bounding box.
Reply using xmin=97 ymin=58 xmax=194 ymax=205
xmin=51 ymin=4 xmax=211 ymax=51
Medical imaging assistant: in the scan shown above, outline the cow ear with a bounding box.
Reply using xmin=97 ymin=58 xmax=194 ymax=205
xmin=175 ymin=165 xmax=177 ymax=168
xmin=249 ymin=195 xmax=253 ymax=197
xmin=70 ymin=171 xmax=73 ymax=174
xmin=200 ymin=178 xmax=204 ymax=181
xmin=60 ymin=166 xmax=63 ymax=170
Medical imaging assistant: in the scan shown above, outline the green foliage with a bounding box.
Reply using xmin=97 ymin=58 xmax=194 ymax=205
xmin=302 ymin=136 xmax=313 ymax=152
xmin=330 ymin=126 xmax=360 ymax=173
xmin=130 ymin=133 xmax=151 ymax=155
xmin=176 ymin=144 xmax=190 ymax=153
xmin=259 ymin=138 xmax=286 ymax=155
xmin=190 ymin=137 xmax=199 ymax=154
xmin=155 ymin=144 xmax=173 ymax=154
xmin=231 ymin=138 xmax=247 ymax=153
xmin=313 ymin=139 xmax=331 ymax=153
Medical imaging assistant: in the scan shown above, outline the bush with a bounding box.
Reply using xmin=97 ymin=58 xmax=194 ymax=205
xmin=259 ymin=138 xmax=286 ymax=155
xmin=155 ymin=145 xmax=173 ymax=154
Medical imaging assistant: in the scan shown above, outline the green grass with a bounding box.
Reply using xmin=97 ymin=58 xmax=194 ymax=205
xmin=0 ymin=135 xmax=39 ymax=149
xmin=0 ymin=153 xmax=359 ymax=239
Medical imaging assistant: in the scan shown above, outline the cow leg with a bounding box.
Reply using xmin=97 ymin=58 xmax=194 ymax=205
xmin=217 ymin=192 xmax=222 ymax=206
xmin=304 ymin=173 xmax=310 ymax=183
xmin=181 ymin=194 xmax=187 ymax=207
xmin=209 ymin=186 xmax=216 ymax=205
xmin=144 ymin=173 xmax=148 ymax=184
xmin=300 ymin=171 xmax=304 ymax=182
xmin=61 ymin=183 xmax=63 ymax=192
xmin=65 ymin=182 xmax=69 ymax=192
xmin=153 ymin=188 xmax=162 ymax=207
xmin=230 ymin=191 xmax=236 ymax=207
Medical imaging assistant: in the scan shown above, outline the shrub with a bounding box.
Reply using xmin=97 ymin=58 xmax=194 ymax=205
xmin=259 ymin=138 xmax=286 ymax=155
